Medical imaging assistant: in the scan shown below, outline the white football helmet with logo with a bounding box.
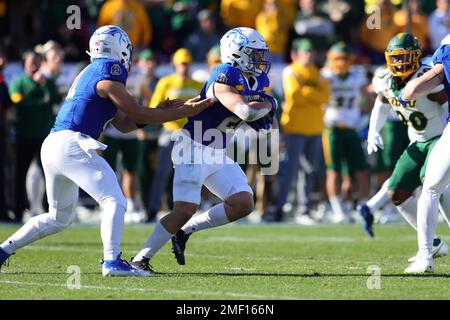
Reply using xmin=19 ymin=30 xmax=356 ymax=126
xmin=220 ymin=27 xmax=271 ymax=76
xmin=87 ymin=25 xmax=133 ymax=71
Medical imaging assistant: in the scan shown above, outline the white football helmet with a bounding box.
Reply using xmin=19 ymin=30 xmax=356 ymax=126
xmin=87 ymin=25 xmax=133 ymax=71
xmin=220 ymin=27 xmax=271 ymax=76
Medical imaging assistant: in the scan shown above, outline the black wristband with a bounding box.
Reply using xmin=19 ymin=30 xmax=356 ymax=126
xmin=135 ymin=123 xmax=147 ymax=128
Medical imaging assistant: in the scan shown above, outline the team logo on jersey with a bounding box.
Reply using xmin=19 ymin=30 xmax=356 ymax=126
xmin=111 ymin=64 xmax=122 ymax=76
xmin=216 ymin=73 xmax=227 ymax=84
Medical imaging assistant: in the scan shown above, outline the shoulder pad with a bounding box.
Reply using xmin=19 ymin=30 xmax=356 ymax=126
xmin=433 ymin=45 xmax=450 ymax=65
xmin=210 ymin=63 xmax=241 ymax=86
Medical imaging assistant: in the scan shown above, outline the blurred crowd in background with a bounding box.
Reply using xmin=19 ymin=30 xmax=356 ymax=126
xmin=0 ymin=0 xmax=449 ymax=225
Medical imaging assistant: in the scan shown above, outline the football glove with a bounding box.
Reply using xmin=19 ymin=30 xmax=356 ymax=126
xmin=367 ymin=130 xmax=384 ymax=154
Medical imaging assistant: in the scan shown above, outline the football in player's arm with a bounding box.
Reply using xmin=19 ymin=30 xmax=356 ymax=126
xmin=130 ymin=27 xmax=277 ymax=271
xmin=0 ymin=25 xmax=212 ymax=277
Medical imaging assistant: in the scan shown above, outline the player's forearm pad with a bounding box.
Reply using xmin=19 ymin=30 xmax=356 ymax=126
xmin=234 ymin=102 xmax=271 ymax=121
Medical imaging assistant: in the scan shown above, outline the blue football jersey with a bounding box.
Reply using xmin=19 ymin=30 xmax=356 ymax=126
xmin=432 ymin=45 xmax=450 ymax=122
xmin=52 ymin=58 xmax=128 ymax=139
xmin=183 ymin=63 xmax=271 ymax=148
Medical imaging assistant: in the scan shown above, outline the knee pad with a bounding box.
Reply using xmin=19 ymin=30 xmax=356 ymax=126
xmin=100 ymin=194 xmax=127 ymax=211
xmin=30 ymin=205 xmax=75 ymax=235
xmin=423 ymin=178 xmax=449 ymax=198
xmin=48 ymin=203 xmax=76 ymax=229
xmin=424 ymin=187 xmax=442 ymax=200
xmin=101 ymin=197 xmax=127 ymax=216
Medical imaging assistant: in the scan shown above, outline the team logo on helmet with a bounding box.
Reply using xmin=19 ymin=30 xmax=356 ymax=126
xmin=227 ymin=29 xmax=250 ymax=47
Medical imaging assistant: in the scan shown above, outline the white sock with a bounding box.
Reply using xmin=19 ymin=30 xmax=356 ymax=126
xmin=417 ymin=187 xmax=440 ymax=257
xmin=134 ymin=220 xmax=173 ymax=261
xmin=329 ymin=195 xmax=349 ymax=218
xmin=395 ymin=195 xmax=418 ymax=230
xmin=101 ymin=200 xmax=126 ymax=261
xmin=126 ymin=197 xmax=136 ymax=212
xmin=181 ymin=203 xmax=229 ymax=235
xmin=367 ymin=180 xmax=389 ymax=212
xmin=438 ymin=185 xmax=450 ymax=228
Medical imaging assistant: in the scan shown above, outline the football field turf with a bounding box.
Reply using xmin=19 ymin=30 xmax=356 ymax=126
xmin=0 ymin=222 xmax=449 ymax=300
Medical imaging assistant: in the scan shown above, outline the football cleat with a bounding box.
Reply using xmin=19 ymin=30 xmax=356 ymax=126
xmin=130 ymin=257 xmax=155 ymax=274
xmin=408 ymin=237 xmax=449 ymax=262
xmin=101 ymin=253 xmax=151 ymax=277
xmin=404 ymin=255 xmax=434 ymax=274
xmin=171 ymin=230 xmax=191 ymax=265
xmin=294 ymin=214 xmax=317 ymax=226
xmin=357 ymin=204 xmax=374 ymax=238
xmin=0 ymin=248 xmax=11 ymax=272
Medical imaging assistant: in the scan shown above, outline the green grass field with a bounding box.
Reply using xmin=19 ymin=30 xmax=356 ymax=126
xmin=0 ymin=222 xmax=449 ymax=300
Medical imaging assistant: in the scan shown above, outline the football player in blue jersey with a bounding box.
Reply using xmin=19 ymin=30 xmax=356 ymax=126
xmin=0 ymin=25 xmax=211 ymax=277
xmin=130 ymin=27 xmax=277 ymax=271
xmin=400 ymin=35 xmax=450 ymax=273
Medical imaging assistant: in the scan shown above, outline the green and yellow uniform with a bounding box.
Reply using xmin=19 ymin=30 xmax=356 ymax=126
xmin=374 ymin=64 xmax=447 ymax=191
xmin=321 ymin=67 xmax=369 ymax=175
xmin=9 ymin=75 xmax=60 ymax=139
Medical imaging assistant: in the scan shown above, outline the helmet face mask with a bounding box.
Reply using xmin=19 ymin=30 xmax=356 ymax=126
xmin=247 ymin=48 xmax=271 ymax=75
xmin=88 ymin=25 xmax=133 ymax=72
xmin=385 ymin=49 xmax=421 ymax=79
xmin=220 ymin=27 xmax=271 ymax=76
xmin=385 ymin=33 xmax=422 ymax=80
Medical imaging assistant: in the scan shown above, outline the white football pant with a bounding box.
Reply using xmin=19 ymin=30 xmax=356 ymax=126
xmin=3 ymin=130 xmax=126 ymax=260
xmin=418 ymin=125 xmax=450 ymax=257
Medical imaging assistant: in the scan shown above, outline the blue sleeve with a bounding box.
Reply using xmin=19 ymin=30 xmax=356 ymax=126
xmin=433 ymin=45 xmax=450 ymax=65
xmin=100 ymin=61 xmax=128 ymax=85
xmin=209 ymin=64 xmax=241 ymax=87
xmin=433 ymin=45 xmax=450 ymax=86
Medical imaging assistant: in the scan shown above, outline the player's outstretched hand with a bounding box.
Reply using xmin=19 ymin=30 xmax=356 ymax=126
xmin=183 ymin=95 xmax=214 ymax=116
xmin=156 ymin=98 xmax=185 ymax=109
xmin=367 ymin=131 xmax=384 ymax=155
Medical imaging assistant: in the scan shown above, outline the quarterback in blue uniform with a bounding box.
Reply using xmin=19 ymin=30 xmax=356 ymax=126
xmin=401 ymin=35 xmax=450 ymax=273
xmin=131 ymin=27 xmax=277 ymax=271
xmin=0 ymin=26 xmax=211 ymax=276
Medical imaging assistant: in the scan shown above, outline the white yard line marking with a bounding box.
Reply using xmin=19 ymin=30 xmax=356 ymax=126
xmin=224 ymin=267 xmax=257 ymax=271
xmin=0 ymin=279 xmax=298 ymax=300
